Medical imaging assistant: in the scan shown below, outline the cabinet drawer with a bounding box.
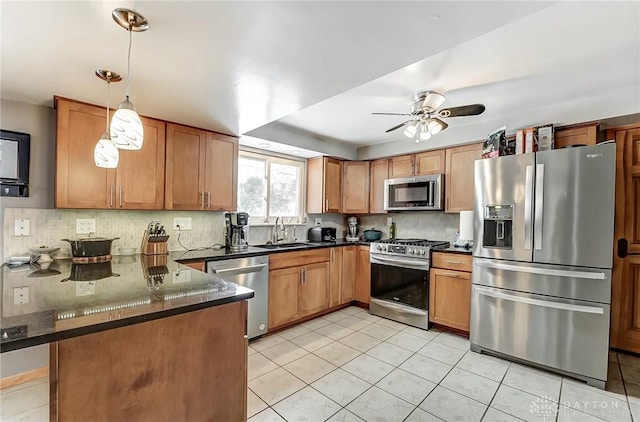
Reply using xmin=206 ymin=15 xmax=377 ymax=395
xmin=432 ymin=252 xmax=472 ymax=272
xmin=269 ymin=248 xmax=331 ymax=270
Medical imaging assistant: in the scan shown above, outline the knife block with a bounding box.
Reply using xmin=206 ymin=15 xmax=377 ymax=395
xmin=141 ymin=230 xmax=169 ymax=256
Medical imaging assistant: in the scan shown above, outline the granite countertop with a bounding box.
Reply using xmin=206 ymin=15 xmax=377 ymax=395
xmin=172 ymin=239 xmax=372 ymax=263
xmin=0 ymin=255 xmax=254 ymax=352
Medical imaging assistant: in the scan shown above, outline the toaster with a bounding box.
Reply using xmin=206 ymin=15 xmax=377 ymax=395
xmin=308 ymin=227 xmax=337 ymax=242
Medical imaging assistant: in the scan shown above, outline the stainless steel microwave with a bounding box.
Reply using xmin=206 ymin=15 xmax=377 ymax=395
xmin=383 ymin=174 xmax=444 ymax=211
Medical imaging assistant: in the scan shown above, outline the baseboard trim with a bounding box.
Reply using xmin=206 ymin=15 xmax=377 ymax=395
xmin=0 ymin=366 xmax=48 ymax=391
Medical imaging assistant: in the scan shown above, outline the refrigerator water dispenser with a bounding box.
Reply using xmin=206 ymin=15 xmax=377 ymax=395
xmin=482 ymin=205 xmax=513 ymax=249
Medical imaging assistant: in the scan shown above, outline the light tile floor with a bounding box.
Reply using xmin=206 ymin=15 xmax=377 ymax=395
xmin=3 ymin=305 xmax=640 ymax=422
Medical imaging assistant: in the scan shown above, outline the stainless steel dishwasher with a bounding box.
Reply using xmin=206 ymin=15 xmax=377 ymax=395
xmin=207 ymin=255 xmax=268 ymax=339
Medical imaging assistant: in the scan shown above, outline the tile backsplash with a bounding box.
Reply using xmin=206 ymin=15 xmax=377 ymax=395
xmin=3 ymin=208 xmax=226 ymax=259
xmin=3 ymin=209 xmax=457 ymax=259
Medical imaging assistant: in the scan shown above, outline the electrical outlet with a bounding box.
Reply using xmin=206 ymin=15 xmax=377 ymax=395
xmin=173 ymin=218 xmax=192 ymax=230
xmin=13 ymin=287 xmax=29 ymax=305
xmin=387 ymin=217 xmax=393 ymax=226
xmin=173 ymin=269 xmax=191 ymax=284
xmin=76 ymin=219 xmax=96 ymax=235
xmin=315 ymin=218 xmax=322 ymax=226
xmin=14 ymin=219 xmax=30 ymax=236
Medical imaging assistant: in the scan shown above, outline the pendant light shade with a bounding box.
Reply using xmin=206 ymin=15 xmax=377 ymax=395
xmin=110 ymin=8 xmax=148 ymax=150
xmin=111 ymin=97 xmax=144 ymax=150
xmin=94 ymin=132 xmax=120 ymax=168
xmin=94 ymin=70 xmax=121 ymax=169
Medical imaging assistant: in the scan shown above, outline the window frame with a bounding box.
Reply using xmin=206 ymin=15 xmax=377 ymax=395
xmin=237 ymin=148 xmax=306 ymax=225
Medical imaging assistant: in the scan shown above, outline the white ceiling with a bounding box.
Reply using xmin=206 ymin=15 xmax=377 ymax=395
xmin=1 ymin=2 xmax=638 ymax=160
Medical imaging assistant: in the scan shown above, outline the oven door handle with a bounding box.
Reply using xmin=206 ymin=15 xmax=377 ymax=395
xmin=370 ymin=255 xmax=430 ymax=267
xmin=370 ymin=298 xmax=428 ymax=316
xmin=473 ymin=286 xmax=604 ymax=315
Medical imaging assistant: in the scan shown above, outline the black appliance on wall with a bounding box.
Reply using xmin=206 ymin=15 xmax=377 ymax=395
xmin=0 ymin=130 xmax=30 ymax=197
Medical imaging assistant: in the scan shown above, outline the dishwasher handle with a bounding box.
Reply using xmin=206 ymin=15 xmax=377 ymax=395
xmin=210 ymin=263 xmax=268 ymax=275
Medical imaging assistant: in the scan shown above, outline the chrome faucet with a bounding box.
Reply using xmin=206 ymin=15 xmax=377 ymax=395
xmin=272 ymin=217 xmax=286 ymax=243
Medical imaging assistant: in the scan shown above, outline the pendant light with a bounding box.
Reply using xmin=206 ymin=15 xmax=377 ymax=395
xmin=110 ymin=8 xmax=148 ymax=150
xmin=94 ymin=70 xmax=121 ymax=168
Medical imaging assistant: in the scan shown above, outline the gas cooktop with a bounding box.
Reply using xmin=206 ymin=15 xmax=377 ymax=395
xmin=370 ymin=238 xmax=450 ymax=259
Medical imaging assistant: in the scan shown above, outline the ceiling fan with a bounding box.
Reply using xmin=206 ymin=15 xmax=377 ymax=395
xmin=373 ymin=90 xmax=485 ymax=142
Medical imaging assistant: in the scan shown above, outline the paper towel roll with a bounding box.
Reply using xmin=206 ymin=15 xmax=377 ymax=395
xmin=459 ymin=210 xmax=474 ymax=242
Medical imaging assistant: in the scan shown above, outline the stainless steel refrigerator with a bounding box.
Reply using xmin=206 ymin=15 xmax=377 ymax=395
xmin=471 ymin=143 xmax=616 ymax=389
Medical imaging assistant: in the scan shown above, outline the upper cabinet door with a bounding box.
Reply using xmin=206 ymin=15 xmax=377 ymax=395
xmin=324 ymin=158 xmax=342 ymax=213
xmin=369 ymin=159 xmax=389 ymax=214
xmin=445 ymin=143 xmax=482 ymax=212
xmin=55 ymin=99 xmax=114 ymax=209
xmin=115 ymin=117 xmax=166 ymax=209
xmin=414 ymin=150 xmax=445 ymax=175
xmin=203 ymin=132 xmax=238 ymax=211
xmin=388 ymin=154 xmax=413 ymax=178
xmin=165 ymin=123 xmax=206 ymax=210
xmin=554 ymin=123 xmax=598 ymax=149
xmin=342 ymin=161 xmax=370 ymax=214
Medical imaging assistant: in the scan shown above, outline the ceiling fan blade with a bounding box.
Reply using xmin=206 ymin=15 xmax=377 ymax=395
xmin=372 ymin=112 xmax=412 ymax=116
xmin=385 ymin=120 xmax=413 ymax=133
xmin=438 ymin=104 xmax=486 ymax=118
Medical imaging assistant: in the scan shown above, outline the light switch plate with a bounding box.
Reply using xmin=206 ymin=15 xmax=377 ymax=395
xmin=315 ymin=218 xmax=322 ymax=226
xmin=173 ymin=269 xmax=191 ymax=283
xmin=14 ymin=219 xmax=30 ymax=236
xmin=387 ymin=217 xmax=393 ymax=226
xmin=13 ymin=287 xmax=29 ymax=305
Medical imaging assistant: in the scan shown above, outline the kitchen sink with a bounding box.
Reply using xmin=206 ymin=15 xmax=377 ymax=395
xmin=253 ymin=242 xmax=311 ymax=250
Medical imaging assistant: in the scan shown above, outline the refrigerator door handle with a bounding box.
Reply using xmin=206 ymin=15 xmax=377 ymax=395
xmin=524 ymin=165 xmax=534 ymax=250
xmin=474 ymin=258 xmax=606 ymax=280
xmin=473 ymin=286 xmax=604 ymax=315
xmin=534 ymin=163 xmax=545 ymax=250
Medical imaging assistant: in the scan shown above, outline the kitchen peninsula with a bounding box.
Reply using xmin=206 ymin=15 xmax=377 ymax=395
xmin=0 ymin=254 xmax=254 ymax=421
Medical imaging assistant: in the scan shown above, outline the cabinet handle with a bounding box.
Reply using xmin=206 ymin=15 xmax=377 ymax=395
xmin=444 ymin=260 xmax=461 ymax=265
xmin=415 ymin=161 xmax=420 ymax=174
xmin=330 ymin=249 xmax=334 ymax=263
xmin=119 ymin=186 xmax=123 ymax=208
xmin=207 ymin=191 xmax=211 ymax=208
xmin=301 ymin=269 xmax=306 ymax=284
xmin=441 ymin=272 xmax=461 ymax=278
xmin=200 ymin=191 xmax=205 ymax=208
xmin=410 ymin=161 xmax=414 ymax=175
xmin=109 ymin=186 xmax=114 ymax=208
xmin=325 ymin=199 xmax=329 ymax=212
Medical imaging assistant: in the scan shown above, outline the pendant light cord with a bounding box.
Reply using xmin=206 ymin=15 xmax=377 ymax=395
xmin=106 ymin=78 xmax=111 ymax=133
xmin=126 ymin=23 xmax=132 ymax=98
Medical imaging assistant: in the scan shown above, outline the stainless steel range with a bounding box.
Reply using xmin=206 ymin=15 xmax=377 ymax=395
xmin=370 ymin=238 xmax=449 ymax=329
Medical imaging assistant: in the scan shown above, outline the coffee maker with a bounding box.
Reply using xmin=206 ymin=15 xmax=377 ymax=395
xmin=346 ymin=216 xmax=359 ymax=242
xmin=225 ymin=212 xmax=249 ymax=251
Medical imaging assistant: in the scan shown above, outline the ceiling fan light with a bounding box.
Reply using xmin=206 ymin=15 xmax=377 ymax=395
xmin=403 ymin=122 xmax=418 ymax=138
xmin=427 ymin=118 xmax=443 ymax=135
xmin=94 ymin=133 xmax=120 ymax=168
xmin=422 ymin=92 xmax=446 ymax=112
xmin=419 ymin=127 xmax=431 ymax=141
xmin=110 ymin=97 xmax=144 ymax=150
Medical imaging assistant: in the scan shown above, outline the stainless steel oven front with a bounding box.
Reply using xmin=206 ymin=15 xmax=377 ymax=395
xmin=369 ymin=253 xmax=430 ymax=329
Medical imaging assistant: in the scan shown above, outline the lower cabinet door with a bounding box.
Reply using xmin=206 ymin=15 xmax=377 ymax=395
xmin=268 ymin=267 xmax=301 ymax=328
xmin=341 ymin=246 xmax=356 ymax=303
xmin=329 ymin=248 xmax=343 ymax=307
xmin=299 ymin=262 xmax=330 ymax=317
xmin=429 ymin=268 xmax=471 ymax=332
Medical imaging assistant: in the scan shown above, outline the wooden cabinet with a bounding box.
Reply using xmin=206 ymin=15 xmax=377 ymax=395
xmin=329 ymin=247 xmax=343 ymax=307
xmin=609 ymin=126 xmax=640 ymax=353
xmin=307 ymin=157 xmax=342 ymax=213
xmin=268 ymin=249 xmax=331 ymax=329
xmin=165 ymin=123 xmax=238 ymax=210
xmin=389 ymin=150 xmax=445 ymax=178
xmin=342 ymin=245 xmax=357 ymax=303
xmin=342 ymin=161 xmax=370 ymax=214
xmin=354 ymin=245 xmax=370 ymax=304
xmin=55 ymin=98 xmax=166 ymax=209
xmin=429 ymin=252 xmax=472 ymax=333
xmin=182 ymin=261 xmax=205 ymax=272
xmin=445 ymin=143 xmax=482 ymax=212
xmin=369 ymin=159 xmax=389 ymax=214
xmin=554 ymin=123 xmax=598 ymax=149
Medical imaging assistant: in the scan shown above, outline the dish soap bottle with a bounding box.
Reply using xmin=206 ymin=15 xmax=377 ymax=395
xmin=389 ymin=222 xmax=396 ymax=240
